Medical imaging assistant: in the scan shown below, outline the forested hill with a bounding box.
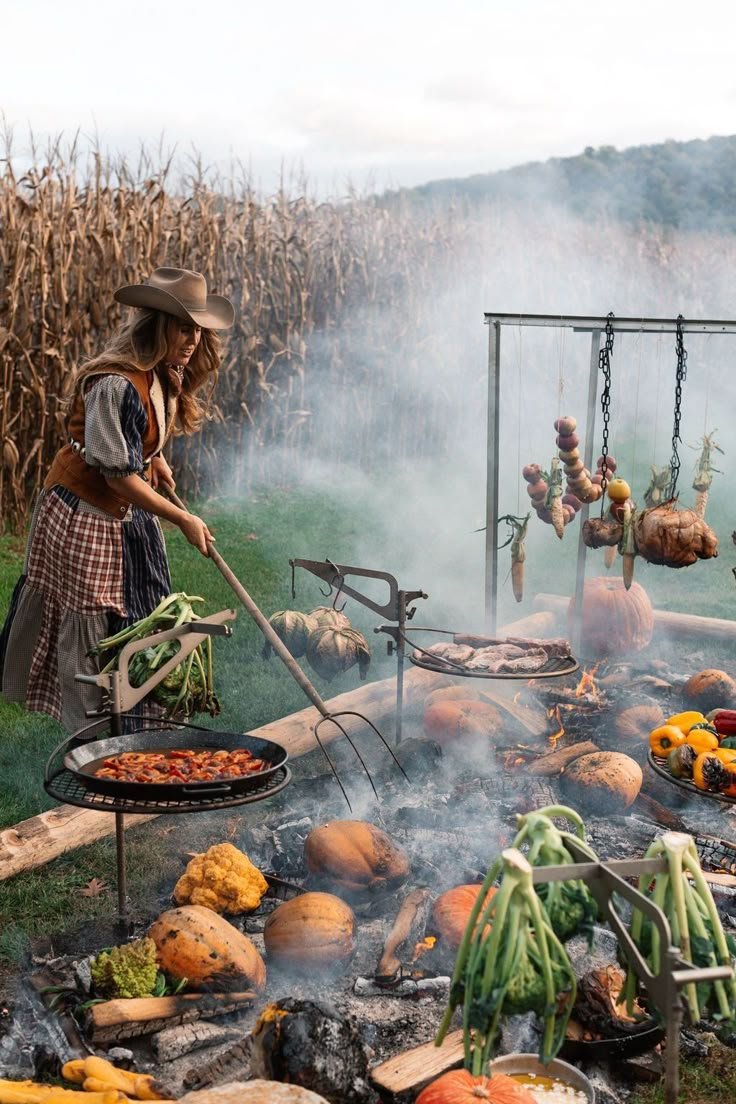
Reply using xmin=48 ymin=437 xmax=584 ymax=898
xmin=392 ymin=135 xmax=736 ymax=232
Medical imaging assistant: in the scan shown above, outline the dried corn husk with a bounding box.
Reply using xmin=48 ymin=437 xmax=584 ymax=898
xmin=309 ymin=606 xmax=352 ymax=630
xmin=305 ymin=626 xmax=371 ymax=681
xmin=265 ymin=610 xmax=318 ymax=658
xmin=634 ymin=501 xmax=718 ymax=568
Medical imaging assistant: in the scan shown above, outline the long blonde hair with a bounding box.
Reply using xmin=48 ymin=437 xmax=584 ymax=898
xmin=78 ymin=309 xmax=222 ymax=435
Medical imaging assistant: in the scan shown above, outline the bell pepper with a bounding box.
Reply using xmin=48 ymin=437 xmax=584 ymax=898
xmin=685 ymin=727 xmax=720 ymax=754
xmin=692 ymin=751 xmax=729 ymax=792
xmin=649 ymin=724 xmax=686 ymax=757
xmin=666 ymin=710 xmax=706 ymax=734
xmin=722 ymin=762 xmax=736 ymax=798
xmin=714 ymin=747 xmax=736 ymax=766
xmin=706 ymin=709 xmax=736 ymax=737
xmin=719 ymin=735 xmax=736 ymax=750
xmin=668 ymin=742 xmax=697 ymax=779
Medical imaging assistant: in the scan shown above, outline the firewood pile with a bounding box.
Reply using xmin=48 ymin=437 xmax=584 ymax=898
xmin=3 ymin=655 xmax=736 ymax=1103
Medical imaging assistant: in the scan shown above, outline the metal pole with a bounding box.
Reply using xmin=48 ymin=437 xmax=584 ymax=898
xmin=664 ymin=948 xmax=682 ymax=1104
xmin=108 ymin=681 xmax=129 ymax=929
xmin=395 ymin=591 xmax=406 ymax=745
xmin=571 ymin=330 xmax=601 ymax=655
xmin=485 ymin=320 xmax=501 ymax=632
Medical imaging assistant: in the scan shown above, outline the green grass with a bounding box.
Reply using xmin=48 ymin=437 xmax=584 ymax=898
xmin=628 ymin=1041 xmax=736 ymax=1103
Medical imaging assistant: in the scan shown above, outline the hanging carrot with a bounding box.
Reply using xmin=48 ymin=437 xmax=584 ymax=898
xmin=620 ymin=499 xmax=637 ymax=590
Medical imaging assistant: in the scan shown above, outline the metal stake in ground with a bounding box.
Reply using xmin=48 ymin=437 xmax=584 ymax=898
xmin=166 ymin=492 xmax=409 ymax=808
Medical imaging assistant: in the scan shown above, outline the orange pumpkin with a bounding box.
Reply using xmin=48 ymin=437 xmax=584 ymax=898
xmin=304 ymin=820 xmax=409 ymax=895
xmin=429 ymin=884 xmax=497 ymax=950
xmin=263 ymin=891 xmax=355 ymax=969
xmin=416 ymin=1070 xmax=535 ymax=1103
xmin=423 ymin=700 xmax=504 ymax=746
xmin=148 ymin=905 xmax=266 ymax=992
xmin=683 ymin=669 xmax=736 ymax=714
xmin=568 ymin=576 xmax=654 ymax=657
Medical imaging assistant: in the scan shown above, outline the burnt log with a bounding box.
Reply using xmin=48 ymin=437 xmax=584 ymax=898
xmin=375 ymin=888 xmax=431 ymax=981
xmin=151 ymin=1021 xmax=246 ymax=1064
xmin=250 ymin=998 xmax=377 ymax=1104
xmin=88 ymin=992 xmax=257 ymax=1043
xmin=527 ymin=740 xmax=600 ymax=776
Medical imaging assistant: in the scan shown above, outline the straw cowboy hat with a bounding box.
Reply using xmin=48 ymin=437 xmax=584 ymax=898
xmin=114 ymin=267 xmax=235 ymax=329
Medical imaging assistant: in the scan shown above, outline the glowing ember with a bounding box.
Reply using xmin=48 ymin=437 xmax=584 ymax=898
xmin=412 ymin=935 xmax=436 ymax=962
xmin=546 ymin=704 xmax=565 ymax=748
xmin=574 ymin=663 xmax=601 ymax=701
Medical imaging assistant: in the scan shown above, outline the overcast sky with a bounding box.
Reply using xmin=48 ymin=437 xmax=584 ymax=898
xmin=3 ymin=0 xmax=735 ymax=193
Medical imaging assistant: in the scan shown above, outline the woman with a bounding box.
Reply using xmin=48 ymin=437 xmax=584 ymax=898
xmin=0 ymin=267 xmax=234 ymax=731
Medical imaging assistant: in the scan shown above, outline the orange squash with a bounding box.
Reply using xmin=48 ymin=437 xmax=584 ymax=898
xmin=422 ymin=700 xmax=503 ymax=746
xmin=683 ymin=669 xmax=736 ymax=714
xmin=416 ymin=1070 xmax=535 ymax=1103
xmin=263 ymin=891 xmax=355 ymax=969
xmin=304 ymin=819 xmax=409 ymax=895
xmin=148 ymin=905 xmax=266 ymax=992
xmin=568 ymin=576 xmax=654 ymax=657
xmin=429 ymin=884 xmax=497 ymax=950
xmin=560 ymin=750 xmax=642 ymax=813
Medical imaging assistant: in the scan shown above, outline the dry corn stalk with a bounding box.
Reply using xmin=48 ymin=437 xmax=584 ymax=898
xmin=691 ymin=430 xmax=723 ymax=520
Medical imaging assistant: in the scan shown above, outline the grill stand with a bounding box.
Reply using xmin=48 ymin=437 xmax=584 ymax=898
xmin=539 ymin=838 xmax=733 ymax=1104
xmin=43 ymin=609 xmax=292 ymax=930
xmin=290 ymin=559 xmax=427 ymax=744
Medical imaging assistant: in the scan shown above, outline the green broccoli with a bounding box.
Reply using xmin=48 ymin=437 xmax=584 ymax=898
xmin=90 ymin=937 xmax=159 ymax=999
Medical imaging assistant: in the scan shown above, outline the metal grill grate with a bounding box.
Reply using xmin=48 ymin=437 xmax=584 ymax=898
xmin=408 ymin=653 xmax=579 ymax=680
xmin=45 ymin=765 xmax=291 ymax=815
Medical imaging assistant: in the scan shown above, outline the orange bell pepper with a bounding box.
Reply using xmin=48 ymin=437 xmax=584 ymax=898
xmin=722 ymin=762 xmax=736 ymax=798
xmin=692 ymin=751 xmax=729 ymax=792
xmin=649 ymin=724 xmax=686 ymax=757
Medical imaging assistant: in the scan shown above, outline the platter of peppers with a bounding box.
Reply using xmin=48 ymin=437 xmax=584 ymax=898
xmin=648 ymin=708 xmax=736 ymax=802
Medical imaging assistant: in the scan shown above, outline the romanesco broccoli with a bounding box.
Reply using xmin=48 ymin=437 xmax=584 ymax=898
xmin=90 ymin=937 xmax=159 ymax=999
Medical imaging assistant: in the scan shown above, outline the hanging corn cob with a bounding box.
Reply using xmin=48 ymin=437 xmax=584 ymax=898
xmin=498 ymin=514 xmax=531 ymax=603
xmin=691 ymin=431 xmax=723 ymax=520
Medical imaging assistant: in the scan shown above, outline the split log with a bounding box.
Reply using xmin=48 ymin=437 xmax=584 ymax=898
xmin=88 ymin=991 xmax=257 ymax=1043
xmin=375 ymin=888 xmax=431 ymax=981
xmin=534 ymin=592 xmax=736 ymax=644
xmin=0 ymin=666 xmax=444 ymax=881
xmin=527 ymin=740 xmax=600 ymax=776
xmin=152 ymin=1021 xmax=245 ymax=1064
xmin=370 ymin=1029 xmax=465 ymax=1095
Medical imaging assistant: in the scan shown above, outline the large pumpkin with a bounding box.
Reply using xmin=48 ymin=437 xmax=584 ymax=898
xmin=560 ymin=750 xmax=643 ymax=813
xmin=429 ymin=884 xmax=497 ymax=950
xmin=422 ymin=700 xmax=504 ymax=746
xmin=148 ymin=905 xmax=266 ymax=992
xmin=683 ymin=669 xmax=736 ymax=713
xmin=304 ymin=820 xmax=409 ymax=896
xmin=568 ymin=576 xmax=654 ymax=656
xmin=416 ymin=1070 xmax=535 ymax=1103
xmin=263 ymin=892 xmax=355 ymax=969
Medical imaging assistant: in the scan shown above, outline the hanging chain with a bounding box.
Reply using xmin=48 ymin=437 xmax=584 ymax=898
xmin=666 ymin=314 xmax=688 ymax=499
xmin=598 ymin=312 xmax=615 ymax=514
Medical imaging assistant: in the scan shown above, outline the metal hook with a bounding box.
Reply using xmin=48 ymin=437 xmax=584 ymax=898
xmin=323 ymin=558 xmax=347 ymax=612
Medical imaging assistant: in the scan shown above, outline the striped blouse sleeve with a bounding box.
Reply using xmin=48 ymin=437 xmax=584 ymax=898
xmin=83 ymin=375 xmax=148 ymax=478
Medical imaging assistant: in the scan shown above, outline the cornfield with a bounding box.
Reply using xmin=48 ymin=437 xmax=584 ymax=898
xmin=3 ymin=137 xmax=736 ymax=534
xmin=0 ymin=139 xmax=478 ymax=532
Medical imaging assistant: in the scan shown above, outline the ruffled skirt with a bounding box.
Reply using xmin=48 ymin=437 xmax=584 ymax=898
xmin=0 ymin=486 xmax=171 ymax=732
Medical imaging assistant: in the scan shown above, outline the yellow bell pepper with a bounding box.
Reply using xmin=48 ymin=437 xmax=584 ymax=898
xmin=666 ymin=710 xmax=706 ymax=734
xmin=685 ymin=728 xmax=720 ymax=754
xmin=649 ymin=724 xmax=686 ymax=757
xmin=714 ymin=747 xmax=736 ymax=765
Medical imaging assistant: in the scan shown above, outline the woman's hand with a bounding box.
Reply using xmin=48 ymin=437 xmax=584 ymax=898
xmin=178 ymin=512 xmax=215 ymax=556
xmin=149 ymin=454 xmax=175 ymax=491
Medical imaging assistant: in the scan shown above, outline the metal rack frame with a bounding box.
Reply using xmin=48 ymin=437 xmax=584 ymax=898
xmin=483 ymin=313 xmax=736 ymax=642
xmin=538 ymin=835 xmax=733 ymax=1104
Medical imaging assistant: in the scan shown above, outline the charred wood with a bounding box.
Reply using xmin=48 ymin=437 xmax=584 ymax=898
xmin=88 ymin=992 xmax=257 ymax=1043
xmin=151 ymin=1021 xmax=246 ymax=1064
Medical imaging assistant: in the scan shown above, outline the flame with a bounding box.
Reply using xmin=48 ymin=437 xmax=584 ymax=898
xmin=513 ymin=691 xmax=523 ymax=705
xmin=412 ymin=935 xmax=436 ymax=962
xmin=574 ymin=663 xmax=601 ymax=702
xmin=546 ymin=705 xmax=565 ymax=749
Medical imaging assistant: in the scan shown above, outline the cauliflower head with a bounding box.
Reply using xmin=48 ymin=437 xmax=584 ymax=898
xmin=173 ymin=842 xmax=268 ymax=913
xmin=90 ymin=937 xmax=159 ymax=999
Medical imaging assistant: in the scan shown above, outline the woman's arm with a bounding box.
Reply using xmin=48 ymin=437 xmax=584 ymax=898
xmin=105 ymin=474 xmax=214 ymax=555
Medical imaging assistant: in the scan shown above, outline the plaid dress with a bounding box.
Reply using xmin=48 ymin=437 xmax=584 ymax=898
xmin=0 ymin=376 xmax=171 ymax=731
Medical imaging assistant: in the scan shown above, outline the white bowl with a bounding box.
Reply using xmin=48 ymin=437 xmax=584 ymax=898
xmin=490 ymin=1052 xmax=595 ymax=1103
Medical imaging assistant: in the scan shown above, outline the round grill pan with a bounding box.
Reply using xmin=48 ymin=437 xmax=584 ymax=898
xmin=64 ymin=729 xmax=288 ymax=801
xmin=409 ymin=654 xmax=579 ymax=679
xmin=648 ymin=751 xmax=736 ymax=806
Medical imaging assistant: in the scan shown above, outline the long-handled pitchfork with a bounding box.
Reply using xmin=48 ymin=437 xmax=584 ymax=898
xmin=166 ymin=491 xmax=409 ymax=808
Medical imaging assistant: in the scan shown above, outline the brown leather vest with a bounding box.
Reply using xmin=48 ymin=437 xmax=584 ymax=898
xmin=44 ymin=366 xmax=176 ymax=518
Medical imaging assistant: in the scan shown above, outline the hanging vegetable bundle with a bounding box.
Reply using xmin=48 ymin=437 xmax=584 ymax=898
xmin=620 ymin=831 xmax=736 ymax=1025
xmin=437 ymin=806 xmax=597 ymax=1071
xmin=691 ymin=430 xmax=723 ymax=520
xmin=90 ymin=593 xmax=221 ymax=717
xmin=263 ymin=607 xmax=371 ymax=681
xmin=634 ymin=501 xmax=718 ymax=568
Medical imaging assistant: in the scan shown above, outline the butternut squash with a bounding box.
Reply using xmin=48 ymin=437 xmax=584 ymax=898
xmin=147 ymin=905 xmax=266 ymax=992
